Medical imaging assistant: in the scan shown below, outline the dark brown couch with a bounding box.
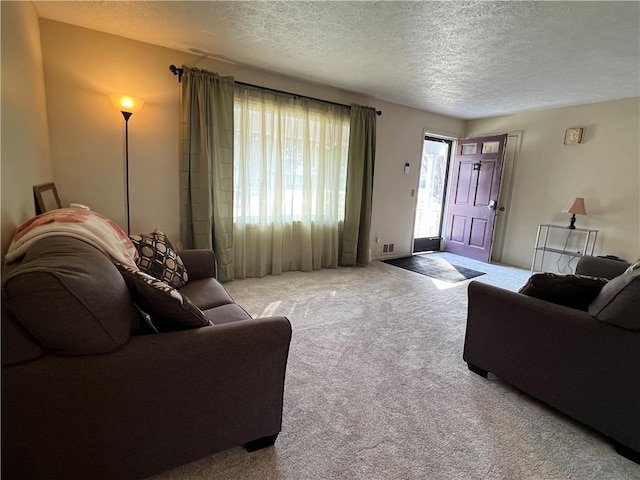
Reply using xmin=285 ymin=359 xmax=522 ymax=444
xmin=2 ymin=236 xmax=292 ymax=479
xmin=464 ymin=255 xmax=639 ymax=463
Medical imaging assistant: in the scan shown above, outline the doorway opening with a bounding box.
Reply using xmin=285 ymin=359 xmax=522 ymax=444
xmin=413 ymin=136 xmax=453 ymax=253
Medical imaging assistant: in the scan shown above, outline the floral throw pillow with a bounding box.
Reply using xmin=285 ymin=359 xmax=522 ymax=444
xmin=129 ymin=229 xmax=188 ymax=288
xmin=117 ymin=264 xmax=211 ymax=332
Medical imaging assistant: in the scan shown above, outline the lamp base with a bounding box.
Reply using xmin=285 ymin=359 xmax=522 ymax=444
xmin=568 ymin=213 xmax=577 ymax=229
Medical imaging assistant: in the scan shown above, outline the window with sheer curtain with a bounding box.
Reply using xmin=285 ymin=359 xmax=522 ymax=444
xmin=233 ymin=86 xmax=350 ymax=278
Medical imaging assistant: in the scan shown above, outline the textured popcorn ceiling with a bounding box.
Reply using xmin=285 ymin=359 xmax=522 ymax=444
xmin=34 ymin=1 xmax=640 ymax=119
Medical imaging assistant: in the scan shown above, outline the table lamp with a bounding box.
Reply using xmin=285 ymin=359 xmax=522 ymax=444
xmin=564 ymin=197 xmax=587 ymax=229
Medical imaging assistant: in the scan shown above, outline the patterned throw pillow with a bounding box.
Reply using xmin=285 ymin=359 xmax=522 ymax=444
xmin=129 ymin=229 xmax=188 ymax=288
xmin=117 ymin=264 xmax=211 ymax=332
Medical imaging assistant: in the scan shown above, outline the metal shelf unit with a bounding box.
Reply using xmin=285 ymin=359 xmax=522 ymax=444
xmin=531 ymin=224 xmax=598 ymax=274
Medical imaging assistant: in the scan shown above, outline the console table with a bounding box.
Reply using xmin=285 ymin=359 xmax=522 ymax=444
xmin=531 ymin=224 xmax=598 ymax=274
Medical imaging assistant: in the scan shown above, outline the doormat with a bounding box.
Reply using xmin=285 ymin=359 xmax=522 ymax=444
xmin=382 ymin=255 xmax=485 ymax=283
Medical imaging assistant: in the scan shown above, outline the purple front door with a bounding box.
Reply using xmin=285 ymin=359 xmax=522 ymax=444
xmin=444 ymin=134 xmax=507 ymax=262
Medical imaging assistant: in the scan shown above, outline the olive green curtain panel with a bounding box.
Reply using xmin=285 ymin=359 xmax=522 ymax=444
xmin=341 ymin=105 xmax=377 ymax=266
xmin=179 ymin=67 xmax=235 ymax=281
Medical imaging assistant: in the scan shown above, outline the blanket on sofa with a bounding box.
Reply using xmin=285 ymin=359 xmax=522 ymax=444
xmin=5 ymin=209 xmax=138 ymax=268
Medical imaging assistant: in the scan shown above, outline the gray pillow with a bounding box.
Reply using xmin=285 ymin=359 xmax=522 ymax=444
xmin=588 ymin=269 xmax=640 ymax=330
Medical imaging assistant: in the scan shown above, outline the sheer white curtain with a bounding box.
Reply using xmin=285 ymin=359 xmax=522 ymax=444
xmin=233 ymin=87 xmax=350 ymax=278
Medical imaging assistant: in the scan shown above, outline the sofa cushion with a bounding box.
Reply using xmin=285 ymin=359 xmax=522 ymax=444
xmin=203 ymin=303 xmax=252 ymax=325
xmin=519 ymin=273 xmax=608 ymax=311
xmin=117 ymin=265 xmax=211 ymax=332
xmin=588 ymin=269 xmax=640 ymax=330
xmin=178 ymin=277 xmax=235 ymax=310
xmin=576 ymin=255 xmax=630 ymax=280
xmin=129 ymin=229 xmax=188 ymax=288
xmin=2 ymin=237 xmax=138 ymax=355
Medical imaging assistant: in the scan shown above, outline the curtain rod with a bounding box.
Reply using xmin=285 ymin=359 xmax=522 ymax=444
xmin=169 ymin=65 xmax=382 ymax=116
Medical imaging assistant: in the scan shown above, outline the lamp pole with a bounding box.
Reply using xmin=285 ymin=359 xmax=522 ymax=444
xmin=110 ymin=94 xmax=143 ymax=235
xmin=121 ymin=111 xmax=133 ymax=234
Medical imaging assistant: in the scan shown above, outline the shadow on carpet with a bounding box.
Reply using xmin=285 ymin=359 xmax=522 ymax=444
xmin=382 ymin=255 xmax=485 ymax=282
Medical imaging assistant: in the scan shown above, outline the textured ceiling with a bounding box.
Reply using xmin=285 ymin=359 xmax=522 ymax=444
xmin=33 ymin=1 xmax=640 ymax=119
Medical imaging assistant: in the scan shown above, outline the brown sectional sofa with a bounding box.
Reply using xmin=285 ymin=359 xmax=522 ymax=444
xmin=464 ymin=255 xmax=639 ymax=462
xmin=2 ymin=236 xmax=292 ymax=479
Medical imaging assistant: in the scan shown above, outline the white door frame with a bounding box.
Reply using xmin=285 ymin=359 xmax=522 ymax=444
xmin=411 ymin=128 xmax=522 ymax=262
xmin=477 ymin=130 xmax=524 ymax=263
xmin=411 ymin=128 xmax=460 ymax=252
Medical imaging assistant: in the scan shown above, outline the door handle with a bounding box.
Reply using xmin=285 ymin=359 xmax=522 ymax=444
xmin=487 ymin=200 xmax=497 ymax=210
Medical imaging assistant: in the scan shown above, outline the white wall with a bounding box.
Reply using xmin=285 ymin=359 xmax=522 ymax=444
xmin=39 ymin=19 xmax=185 ymax=240
xmin=467 ymin=98 xmax=640 ymax=269
xmin=1 ymin=2 xmax=53 ymax=258
xmin=38 ymin=19 xmax=465 ymax=250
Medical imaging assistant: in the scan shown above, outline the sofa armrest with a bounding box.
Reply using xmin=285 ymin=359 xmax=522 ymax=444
xmin=575 ymin=255 xmax=629 ymax=279
xmin=2 ymin=316 xmax=292 ymax=480
xmin=178 ymin=248 xmax=218 ymax=280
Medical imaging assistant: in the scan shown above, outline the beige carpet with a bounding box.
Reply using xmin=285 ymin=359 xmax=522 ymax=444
xmin=150 ymin=253 xmax=639 ymax=480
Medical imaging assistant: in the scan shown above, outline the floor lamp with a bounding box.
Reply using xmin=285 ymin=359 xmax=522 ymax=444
xmin=110 ymin=94 xmax=143 ymax=234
